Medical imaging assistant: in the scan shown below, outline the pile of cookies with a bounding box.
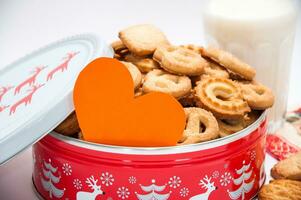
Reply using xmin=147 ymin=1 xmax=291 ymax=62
xmin=54 ymin=24 xmax=274 ymax=145
xmin=259 ymin=152 xmax=301 ymax=200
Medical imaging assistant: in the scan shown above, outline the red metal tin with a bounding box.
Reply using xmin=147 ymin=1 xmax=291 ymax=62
xmin=32 ymin=112 xmax=267 ymax=200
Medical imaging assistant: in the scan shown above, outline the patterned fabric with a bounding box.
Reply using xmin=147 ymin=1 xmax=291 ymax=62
xmin=266 ymin=108 xmax=301 ymax=160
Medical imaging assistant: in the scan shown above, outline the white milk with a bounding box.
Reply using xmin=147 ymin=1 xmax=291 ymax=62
xmin=203 ymin=0 xmax=298 ymax=132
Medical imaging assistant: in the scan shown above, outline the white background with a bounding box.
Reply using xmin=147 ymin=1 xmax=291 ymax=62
xmin=0 ymin=0 xmax=300 ymax=199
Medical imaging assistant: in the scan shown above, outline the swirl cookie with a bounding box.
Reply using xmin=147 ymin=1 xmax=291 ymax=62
xmin=142 ymin=69 xmax=191 ymax=99
xmin=54 ymin=112 xmax=81 ymax=136
xmin=259 ymin=179 xmax=301 ymax=200
xmin=271 ymin=152 xmax=301 ymax=180
xmin=121 ymin=61 xmax=142 ymax=89
xmin=119 ymin=24 xmax=169 ymax=56
xmin=124 ymin=54 xmax=160 ymax=73
xmin=200 ymin=46 xmax=256 ymax=80
xmin=178 ymin=107 xmax=219 ymax=145
xmin=195 ymin=77 xmax=251 ymax=119
xmin=154 ymin=46 xmax=208 ymax=76
xmin=239 ymin=82 xmax=274 ymax=110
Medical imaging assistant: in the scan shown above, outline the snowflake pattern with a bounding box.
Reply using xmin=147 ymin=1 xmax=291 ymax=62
xmin=100 ymin=172 xmax=114 ymax=186
xmin=179 ymin=187 xmax=189 ymax=197
xmin=250 ymin=150 xmax=256 ymax=161
xmin=117 ymin=186 xmax=130 ymax=199
xmin=73 ymin=179 xmax=82 ymax=190
xmin=128 ymin=176 xmax=136 ymax=184
xmin=212 ymin=171 xmax=219 ymax=179
xmin=168 ymin=176 xmax=182 ymax=188
xmin=62 ymin=163 xmax=72 ymax=176
xmin=220 ymin=172 xmax=232 ymax=187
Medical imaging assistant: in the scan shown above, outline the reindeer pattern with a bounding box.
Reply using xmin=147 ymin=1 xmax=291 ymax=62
xmin=47 ymin=52 xmax=79 ymax=81
xmin=189 ymin=176 xmax=217 ymax=200
xmin=76 ymin=176 xmax=105 ymax=200
xmin=0 ymin=51 xmax=79 ymax=116
xmin=14 ymin=66 xmax=46 ymax=94
xmin=10 ymin=84 xmax=44 ymax=115
xmin=0 ymin=86 xmax=14 ymax=102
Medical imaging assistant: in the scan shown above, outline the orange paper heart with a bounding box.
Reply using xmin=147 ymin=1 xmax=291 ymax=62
xmin=74 ymin=58 xmax=185 ymax=147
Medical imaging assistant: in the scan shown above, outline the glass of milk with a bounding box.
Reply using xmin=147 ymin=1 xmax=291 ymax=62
xmin=203 ymin=0 xmax=299 ymax=133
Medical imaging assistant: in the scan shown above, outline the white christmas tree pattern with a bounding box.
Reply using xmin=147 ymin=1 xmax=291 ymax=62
xmin=135 ymin=179 xmax=171 ymax=200
xmin=129 ymin=176 xmax=137 ymax=184
xmin=227 ymin=160 xmax=255 ymax=200
xmin=73 ymin=179 xmax=82 ymax=190
xmin=179 ymin=187 xmax=189 ymax=197
xmin=62 ymin=163 xmax=72 ymax=176
xmin=40 ymin=159 xmax=65 ymax=199
xmin=168 ymin=176 xmax=181 ymax=189
xmin=220 ymin=172 xmax=233 ymax=187
xmin=117 ymin=186 xmax=130 ymax=199
xmin=100 ymin=172 xmax=114 ymax=186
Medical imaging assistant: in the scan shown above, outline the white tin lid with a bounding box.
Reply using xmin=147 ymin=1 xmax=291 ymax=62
xmin=0 ymin=34 xmax=113 ymax=164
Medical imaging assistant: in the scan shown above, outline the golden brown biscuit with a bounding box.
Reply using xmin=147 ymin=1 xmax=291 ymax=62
xmin=217 ymin=118 xmax=246 ymax=137
xmin=217 ymin=111 xmax=260 ymax=137
xmin=195 ymin=77 xmax=250 ymax=119
xmin=54 ymin=112 xmax=81 ymax=136
xmin=154 ymin=45 xmax=207 ymax=76
xmin=124 ymin=54 xmax=160 ymax=73
xmin=204 ymin=59 xmax=229 ymax=79
xmin=178 ymin=107 xmax=219 ymax=145
xmin=111 ymin=40 xmax=129 ymax=59
xmin=258 ymin=179 xmax=301 ymax=200
xmin=180 ymin=44 xmax=203 ymax=54
xmin=142 ymin=69 xmax=191 ymax=99
xmin=200 ymin=46 xmax=256 ymax=80
xmin=121 ymin=61 xmax=142 ymax=89
xmin=239 ymin=82 xmax=275 ymax=110
xmin=271 ymin=152 xmax=301 ymax=180
xmin=119 ymin=24 xmax=169 ymax=56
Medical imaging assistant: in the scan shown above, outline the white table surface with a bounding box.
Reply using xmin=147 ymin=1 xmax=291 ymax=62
xmin=0 ymin=1 xmax=300 ymax=199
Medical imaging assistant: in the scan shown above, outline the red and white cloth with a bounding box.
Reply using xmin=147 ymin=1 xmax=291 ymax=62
xmin=266 ymin=108 xmax=301 ymax=160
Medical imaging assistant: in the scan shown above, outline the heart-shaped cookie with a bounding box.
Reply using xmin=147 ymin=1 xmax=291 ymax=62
xmin=74 ymin=58 xmax=185 ymax=147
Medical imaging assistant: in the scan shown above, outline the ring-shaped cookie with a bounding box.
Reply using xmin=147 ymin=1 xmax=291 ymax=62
xmin=240 ymin=82 xmax=274 ymax=110
xmin=178 ymin=107 xmax=219 ymax=144
xmin=154 ymin=46 xmax=207 ymax=76
xmin=142 ymin=69 xmax=191 ymax=99
xmin=195 ymin=77 xmax=251 ymax=119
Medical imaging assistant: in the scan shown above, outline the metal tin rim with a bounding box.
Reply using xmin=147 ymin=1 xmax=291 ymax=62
xmin=48 ymin=111 xmax=267 ymax=155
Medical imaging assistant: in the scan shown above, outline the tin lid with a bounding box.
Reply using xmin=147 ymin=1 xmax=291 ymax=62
xmin=0 ymin=34 xmax=113 ymax=164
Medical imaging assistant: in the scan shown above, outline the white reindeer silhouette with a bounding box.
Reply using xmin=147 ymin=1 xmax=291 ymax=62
xmin=190 ymin=176 xmax=217 ymax=200
xmin=76 ymin=176 xmax=105 ymax=200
